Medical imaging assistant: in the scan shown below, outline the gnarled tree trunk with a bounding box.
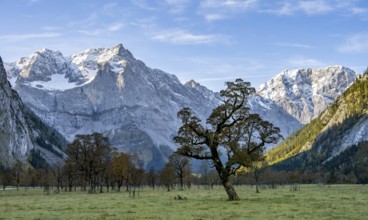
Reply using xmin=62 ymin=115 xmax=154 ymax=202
xmin=221 ymin=175 xmax=240 ymax=200
xmin=213 ymin=154 xmax=240 ymax=200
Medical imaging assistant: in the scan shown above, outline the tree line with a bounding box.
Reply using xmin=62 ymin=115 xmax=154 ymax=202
xmin=0 ymin=132 xmax=217 ymax=194
xmin=1 ymin=133 xmax=366 ymax=194
xmin=3 ymin=143 xmax=363 ymax=195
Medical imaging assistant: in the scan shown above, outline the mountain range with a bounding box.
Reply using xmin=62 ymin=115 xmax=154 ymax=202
xmin=1 ymin=43 xmax=360 ymax=169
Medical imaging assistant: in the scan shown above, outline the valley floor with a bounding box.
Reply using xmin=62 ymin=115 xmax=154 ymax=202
xmin=0 ymin=184 xmax=367 ymax=219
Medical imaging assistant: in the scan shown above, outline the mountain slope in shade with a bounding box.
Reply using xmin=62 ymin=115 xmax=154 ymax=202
xmin=258 ymin=66 xmax=356 ymax=124
xmin=247 ymin=95 xmax=301 ymax=142
xmin=0 ymin=56 xmax=67 ymax=168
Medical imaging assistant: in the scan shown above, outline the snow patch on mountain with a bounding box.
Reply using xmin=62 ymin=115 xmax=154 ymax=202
xmin=327 ymin=115 xmax=368 ymax=161
xmin=27 ymin=74 xmax=79 ymax=91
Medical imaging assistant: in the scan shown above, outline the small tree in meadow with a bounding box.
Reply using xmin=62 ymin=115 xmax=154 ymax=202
xmin=170 ymin=153 xmax=190 ymax=190
xmin=160 ymin=161 xmax=176 ymax=191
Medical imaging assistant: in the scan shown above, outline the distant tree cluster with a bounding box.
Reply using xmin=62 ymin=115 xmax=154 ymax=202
xmin=0 ymin=133 xmax=196 ymax=194
xmin=2 ymin=139 xmax=368 ymax=196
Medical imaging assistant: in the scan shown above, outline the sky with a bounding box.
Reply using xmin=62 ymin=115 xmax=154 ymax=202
xmin=0 ymin=0 xmax=368 ymax=91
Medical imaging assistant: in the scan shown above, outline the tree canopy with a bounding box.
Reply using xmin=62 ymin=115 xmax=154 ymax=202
xmin=174 ymin=79 xmax=281 ymax=200
xmin=65 ymin=132 xmax=114 ymax=192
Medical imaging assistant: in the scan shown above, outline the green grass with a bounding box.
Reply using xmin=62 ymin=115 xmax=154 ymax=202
xmin=1 ymin=185 xmax=368 ymax=219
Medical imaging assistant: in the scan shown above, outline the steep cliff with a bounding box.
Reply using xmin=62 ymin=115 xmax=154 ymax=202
xmin=0 ymin=56 xmax=66 ymax=168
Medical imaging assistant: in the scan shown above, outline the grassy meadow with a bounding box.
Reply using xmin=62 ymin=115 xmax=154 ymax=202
xmin=1 ymin=184 xmax=367 ymax=220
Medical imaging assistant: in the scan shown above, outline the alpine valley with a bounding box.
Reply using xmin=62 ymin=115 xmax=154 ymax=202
xmin=1 ymin=43 xmax=362 ymax=170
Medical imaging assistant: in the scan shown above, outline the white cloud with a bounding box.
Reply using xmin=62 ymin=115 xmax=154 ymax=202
xmin=199 ymin=0 xmax=258 ymax=21
xmin=151 ymin=29 xmax=223 ymax=44
xmin=165 ymin=0 xmax=189 ymax=3
xmin=165 ymin=0 xmax=190 ymax=13
xmin=204 ymin=14 xmax=226 ymax=21
xmin=76 ymin=23 xmax=123 ymax=36
xmin=103 ymin=3 xmax=117 ymax=12
xmin=298 ymin=0 xmax=333 ymax=15
xmin=274 ymin=42 xmax=312 ymax=48
xmin=0 ymin=32 xmax=61 ymax=41
xmin=263 ymin=0 xmax=334 ymax=15
xmin=201 ymin=0 xmax=258 ymax=10
xmin=350 ymin=7 xmax=368 ymax=15
xmin=272 ymin=2 xmax=293 ymax=15
xmin=108 ymin=23 xmax=124 ymax=32
xmin=42 ymin=26 xmax=61 ymax=31
xmin=287 ymin=56 xmax=326 ymax=67
xmin=131 ymin=0 xmax=158 ymax=10
xmin=77 ymin=30 xmax=102 ymax=36
xmin=338 ymin=33 xmax=368 ymax=54
xmin=200 ymin=0 xmax=366 ymax=17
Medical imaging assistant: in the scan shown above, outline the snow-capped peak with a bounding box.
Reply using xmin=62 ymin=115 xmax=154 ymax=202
xmin=19 ymin=48 xmax=75 ymax=79
xmin=69 ymin=44 xmax=136 ymax=84
xmin=8 ymin=48 xmax=87 ymax=91
xmin=4 ymin=44 xmax=138 ymax=91
xmin=257 ymin=65 xmax=356 ymax=124
xmin=71 ymin=43 xmax=133 ymax=65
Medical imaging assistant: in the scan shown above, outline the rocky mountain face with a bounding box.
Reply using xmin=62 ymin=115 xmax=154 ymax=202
xmin=0 ymin=56 xmax=66 ymax=168
xmin=6 ymin=44 xmax=219 ymax=169
xmin=247 ymin=95 xmax=301 ymax=140
xmin=6 ymin=44 xmax=302 ymax=168
xmin=258 ymin=66 xmax=356 ymax=124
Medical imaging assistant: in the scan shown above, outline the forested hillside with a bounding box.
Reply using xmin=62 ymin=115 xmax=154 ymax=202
xmin=267 ymin=71 xmax=368 ymax=175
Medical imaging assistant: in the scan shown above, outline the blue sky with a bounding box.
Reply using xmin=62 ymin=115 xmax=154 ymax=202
xmin=0 ymin=0 xmax=368 ymax=91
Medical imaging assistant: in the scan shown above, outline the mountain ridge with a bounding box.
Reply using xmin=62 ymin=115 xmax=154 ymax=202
xmin=5 ymin=44 xmax=301 ymax=168
xmin=5 ymin=43 xmax=358 ymax=168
